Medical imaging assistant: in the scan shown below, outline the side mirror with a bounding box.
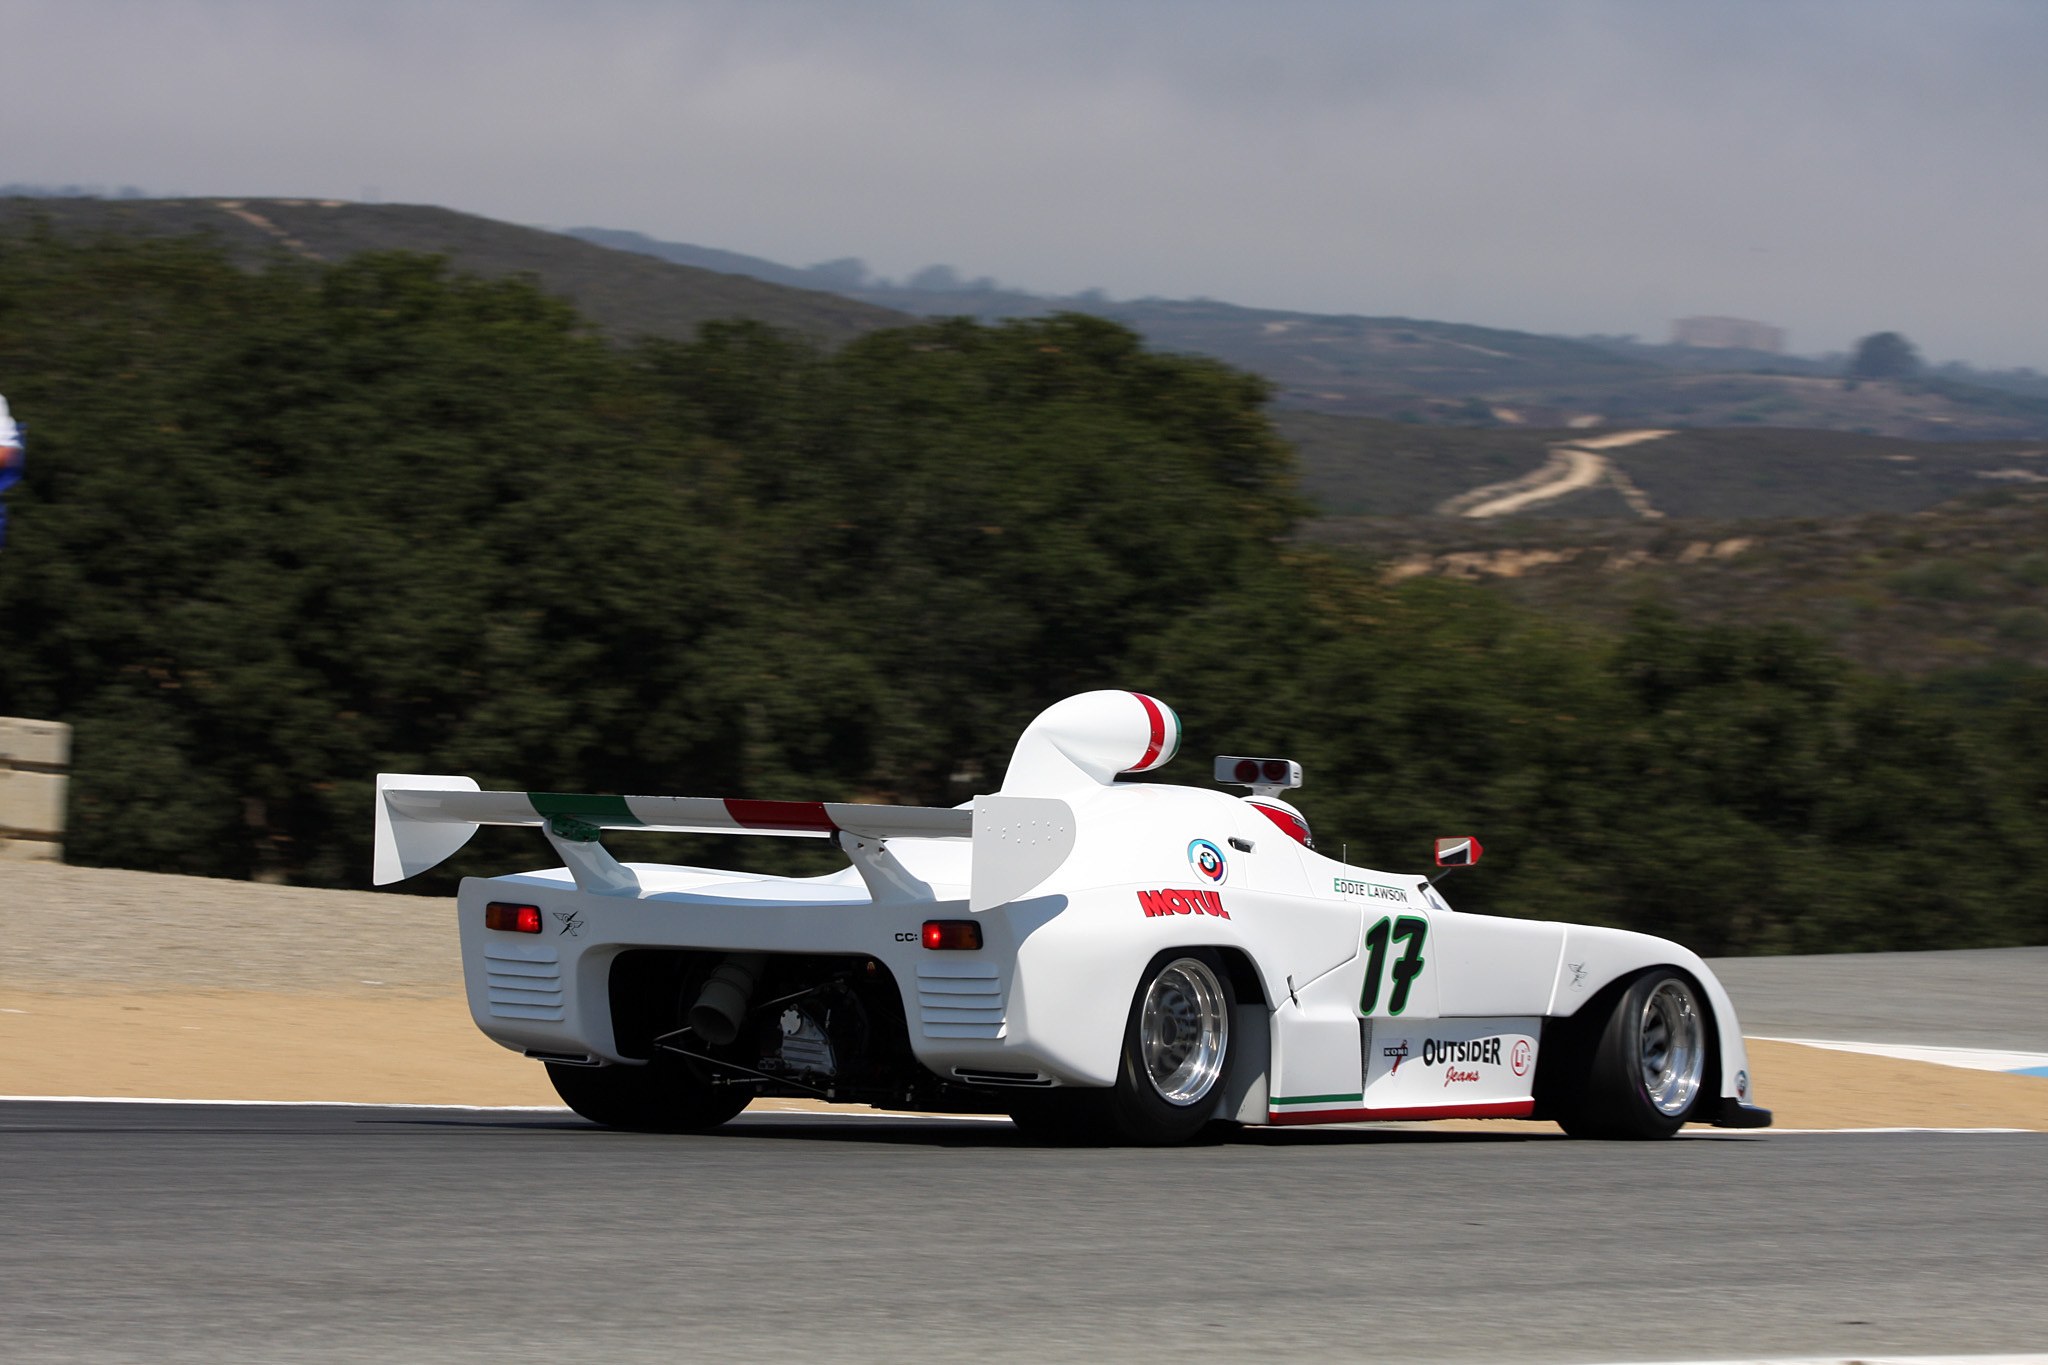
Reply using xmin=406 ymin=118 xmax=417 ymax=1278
xmin=1434 ymin=836 xmax=1483 ymax=867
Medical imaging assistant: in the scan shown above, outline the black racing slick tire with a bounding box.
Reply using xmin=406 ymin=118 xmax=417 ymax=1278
xmin=545 ymin=1058 xmax=752 ymax=1133
xmin=1104 ymin=950 xmax=1238 ymax=1146
xmin=1006 ymin=1091 xmax=1109 ymax=1141
xmin=1556 ymin=969 xmax=1710 ymax=1140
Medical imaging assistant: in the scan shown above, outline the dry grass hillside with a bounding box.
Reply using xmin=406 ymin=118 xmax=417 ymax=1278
xmin=834 ymin=290 xmax=2048 ymax=438
xmin=1279 ymin=411 xmax=2048 ymax=519
xmin=0 ymin=197 xmax=906 ymax=345
xmin=573 ymin=223 xmax=2048 ymax=438
xmin=1305 ymin=486 xmax=2048 ymax=678
xmin=22 ymin=198 xmax=2041 ymax=436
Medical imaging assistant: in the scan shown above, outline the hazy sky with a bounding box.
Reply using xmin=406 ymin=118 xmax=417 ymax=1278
xmin=4 ymin=0 xmax=2043 ymax=367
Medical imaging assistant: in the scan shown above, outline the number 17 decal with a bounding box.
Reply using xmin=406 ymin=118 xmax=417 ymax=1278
xmin=1359 ymin=915 xmax=1428 ymax=1016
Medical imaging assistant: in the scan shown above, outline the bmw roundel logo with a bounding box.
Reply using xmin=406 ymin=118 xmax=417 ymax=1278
xmin=1189 ymin=838 xmax=1228 ymax=885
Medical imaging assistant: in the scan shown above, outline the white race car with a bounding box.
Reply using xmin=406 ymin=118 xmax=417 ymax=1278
xmin=376 ymin=690 xmax=1772 ymax=1142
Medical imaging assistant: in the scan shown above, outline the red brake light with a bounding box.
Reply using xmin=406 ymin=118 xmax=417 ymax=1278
xmin=486 ymin=902 xmax=543 ymax=933
xmin=922 ymin=920 xmax=983 ymax=950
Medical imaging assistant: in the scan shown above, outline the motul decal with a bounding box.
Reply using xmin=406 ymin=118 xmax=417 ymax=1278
xmin=1136 ymin=889 xmax=1230 ymax=919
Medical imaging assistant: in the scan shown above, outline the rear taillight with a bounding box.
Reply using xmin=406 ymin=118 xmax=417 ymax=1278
xmin=922 ymin=920 xmax=983 ymax=950
xmin=485 ymin=902 xmax=542 ymax=933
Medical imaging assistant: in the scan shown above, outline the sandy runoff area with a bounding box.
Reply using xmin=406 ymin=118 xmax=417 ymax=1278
xmin=4 ymin=860 xmax=2045 ymax=1130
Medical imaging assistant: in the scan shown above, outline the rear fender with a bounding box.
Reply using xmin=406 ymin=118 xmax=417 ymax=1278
xmin=1003 ymin=891 xmax=1267 ymax=1088
xmin=1547 ymin=924 xmax=1751 ymax=1102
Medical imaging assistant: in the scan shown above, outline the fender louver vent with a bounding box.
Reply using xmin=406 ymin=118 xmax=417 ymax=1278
xmin=917 ymin=961 xmax=1006 ymax=1039
xmin=486 ymin=942 xmax=565 ymax=1021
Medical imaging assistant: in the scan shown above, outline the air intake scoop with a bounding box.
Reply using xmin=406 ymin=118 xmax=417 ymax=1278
xmin=997 ymin=691 xmax=1180 ymax=795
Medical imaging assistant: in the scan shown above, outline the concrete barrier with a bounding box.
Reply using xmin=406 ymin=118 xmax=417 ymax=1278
xmin=0 ymin=717 xmax=70 ymax=861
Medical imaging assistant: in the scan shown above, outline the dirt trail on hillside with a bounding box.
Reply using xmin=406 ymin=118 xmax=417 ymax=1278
xmin=5 ymin=861 xmax=2045 ymax=1128
xmin=1437 ymin=428 xmax=1673 ymax=520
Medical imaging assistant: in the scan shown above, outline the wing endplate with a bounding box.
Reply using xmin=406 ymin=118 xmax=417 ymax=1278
xmin=373 ymin=774 xmax=484 ymax=885
xmin=969 ymin=794 xmax=1076 ymax=912
xmin=372 ymin=778 xmax=974 ymax=884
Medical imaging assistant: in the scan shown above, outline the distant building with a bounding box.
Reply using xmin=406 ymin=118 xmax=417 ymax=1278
xmin=1670 ymin=316 xmax=1785 ymax=352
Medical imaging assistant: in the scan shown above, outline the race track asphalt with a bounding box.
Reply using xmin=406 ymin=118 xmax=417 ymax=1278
xmin=1707 ymin=945 xmax=2048 ymax=1051
xmin=4 ymin=1101 xmax=2045 ymax=1365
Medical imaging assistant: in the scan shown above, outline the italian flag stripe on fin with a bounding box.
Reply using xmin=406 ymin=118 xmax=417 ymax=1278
xmin=528 ymin=792 xmax=641 ymax=825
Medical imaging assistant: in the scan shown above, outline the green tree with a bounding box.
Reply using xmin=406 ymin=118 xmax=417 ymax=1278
xmin=1849 ymin=331 xmax=1921 ymax=379
xmin=1 ymin=227 xmax=2041 ymax=954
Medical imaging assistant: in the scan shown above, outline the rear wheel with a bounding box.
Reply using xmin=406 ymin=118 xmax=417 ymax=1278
xmin=1006 ymin=1091 xmax=1107 ymax=1140
xmin=1558 ymin=970 xmax=1707 ymax=1140
xmin=546 ymin=1058 xmax=752 ymax=1132
xmin=1104 ymin=951 xmax=1237 ymax=1145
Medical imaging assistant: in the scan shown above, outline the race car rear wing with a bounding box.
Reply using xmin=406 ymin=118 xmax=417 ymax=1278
xmin=373 ymin=775 xmax=1071 ymax=911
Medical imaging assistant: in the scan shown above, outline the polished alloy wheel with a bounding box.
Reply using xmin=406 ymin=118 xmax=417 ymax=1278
xmin=1637 ymin=977 xmax=1705 ymax=1117
xmin=1139 ymin=958 xmax=1230 ymax=1106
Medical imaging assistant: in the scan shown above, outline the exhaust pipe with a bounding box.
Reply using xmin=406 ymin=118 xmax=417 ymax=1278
xmin=688 ymin=953 xmax=767 ymax=1045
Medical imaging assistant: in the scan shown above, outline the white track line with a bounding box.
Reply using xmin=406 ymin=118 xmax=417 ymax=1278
xmin=0 ymin=1098 xmax=2035 ymax=1134
xmin=1597 ymin=1358 xmax=2048 ymax=1365
xmin=1754 ymin=1037 xmax=2048 ymax=1075
xmin=0 ymin=1094 xmax=1013 ymax=1120
xmin=743 ymin=1110 xmax=1013 ymax=1122
xmin=1681 ymin=1126 xmax=2033 ymax=1136
xmin=0 ymin=1094 xmax=572 ymax=1111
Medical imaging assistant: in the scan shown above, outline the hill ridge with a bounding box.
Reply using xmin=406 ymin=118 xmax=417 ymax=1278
xmin=0 ymin=197 xmax=906 ymax=345
xmin=568 ymin=224 xmax=2048 ymax=439
xmin=12 ymin=198 xmax=2043 ymax=437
